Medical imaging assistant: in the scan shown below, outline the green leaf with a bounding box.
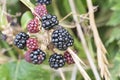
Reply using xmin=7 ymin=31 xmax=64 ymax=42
xmin=57 ymin=0 xmax=71 ymax=18
xmin=74 ymin=0 xmax=86 ymax=14
xmin=105 ymin=28 xmax=120 ymax=59
xmin=110 ymin=51 xmax=120 ymax=80
xmin=111 ymin=3 xmax=120 ymax=11
xmin=0 ymin=60 xmax=50 ymax=80
xmin=107 ymin=11 xmax=120 ymax=26
xmin=21 ymin=11 xmax=34 ymax=30
xmin=106 ymin=27 xmax=120 ymax=46
xmin=7 ymin=0 xmax=20 ymax=15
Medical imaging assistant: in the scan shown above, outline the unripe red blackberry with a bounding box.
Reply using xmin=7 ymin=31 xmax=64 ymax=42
xmin=41 ymin=14 xmax=59 ymax=30
xmin=64 ymin=51 xmax=74 ymax=64
xmin=27 ymin=18 xmax=40 ymax=33
xmin=26 ymin=38 xmax=39 ymax=50
xmin=34 ymin=4 xmax=48 ymax=17
xmin=49 ymin=53 xmax=66 ymax=69
xmin=51 ymin=26 xmax=74 ymax=50
xmin=24 ymin=50 xmax=32 ymax=63
xmin=14 ymin=32 xmax=29 ymax=49
xmin=37 ymin=0 xmax=52 ymax=5
xmin=30 ymin=49 xmax=46 ymax=64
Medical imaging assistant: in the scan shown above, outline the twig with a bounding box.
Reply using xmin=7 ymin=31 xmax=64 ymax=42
xmin=68 ymin=0 xmax=101 ymax=80
xmin=59 ymin=23 xmax=76 ymax=28
xmin=86 ymin=0 xmax=110 ymax=80
xmin=59 ymin=12 xmax=73 ymax=22
xmin=67 ymin=48 xmax=91 ymax=80
xmin=3 ymin=11 xmax=21 ymax=17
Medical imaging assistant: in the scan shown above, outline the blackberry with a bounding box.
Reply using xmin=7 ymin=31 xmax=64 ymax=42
xmin=27 ymin=18 xmax=40 ymax=33
xmin=0 ymin=33 xmax=7 ymax=40
xmin=14 ymin=32 xmax=29 ymax=49
xmin=34 ymin=4 xmax=48 ymax=18
xmin=41 ymin=14 xmax=59 ymax=30
xmin=64 ymin=51 xmax=74 ymax=64
xmin=24 ymin=50 xmax=32 ymax=63
xmin=26 ymin=38 xmax=39 ymax=50
xmin=49 ymin=53 xmax=66 ymax=69
xmin=30 ymin=49 xmax=46 ymax=64
xmin=10 ymin=21 xmax=17 ymax=26
xmin=51 ymin=27 xmax=74 ymax=50
xmin=37 ymin=0 xmax=52 ymax=5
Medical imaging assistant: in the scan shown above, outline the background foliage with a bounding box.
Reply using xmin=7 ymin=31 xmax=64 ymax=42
xmin=0 ymin=0 xmax=120 ymax=80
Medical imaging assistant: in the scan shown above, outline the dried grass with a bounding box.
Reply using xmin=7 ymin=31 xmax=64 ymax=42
xmin=68 ymin=48 xmax=91 ymax=80
xmin=86 ymin=0 xmax=110 ymax=79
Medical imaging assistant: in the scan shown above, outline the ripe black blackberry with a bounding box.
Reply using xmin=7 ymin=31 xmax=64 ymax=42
xmin=51 ymin=27 xmax=74 ymax=50
xmin=37 ymin=0 xmax=52 ymax=5
xmin=30 ymin=49 xmax=46 ymax=64
xmin=64 ymin=51 xmax=74 ymax=64
xmin=49 ymin=53 xmax=66 ymax=69
xmin=41 ymin=14 xmax=59 ymax=30
xmin=14 ymin=32 xmax=29 ymax=49
xmin=0 ymin=33 xmax=7 ymax=41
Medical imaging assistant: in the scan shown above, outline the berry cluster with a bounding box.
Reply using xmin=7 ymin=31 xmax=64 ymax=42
xmin=52 ymin=26 xmax=74 ymax=50
xmin=41 ymin=14 xmax=59 ymax=30
xmin=13 ymin=0 xmax=75 ymax=69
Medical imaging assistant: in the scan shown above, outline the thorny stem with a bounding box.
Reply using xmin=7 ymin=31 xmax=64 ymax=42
xmin=68 ymin=0 xmax=101 ymax=80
